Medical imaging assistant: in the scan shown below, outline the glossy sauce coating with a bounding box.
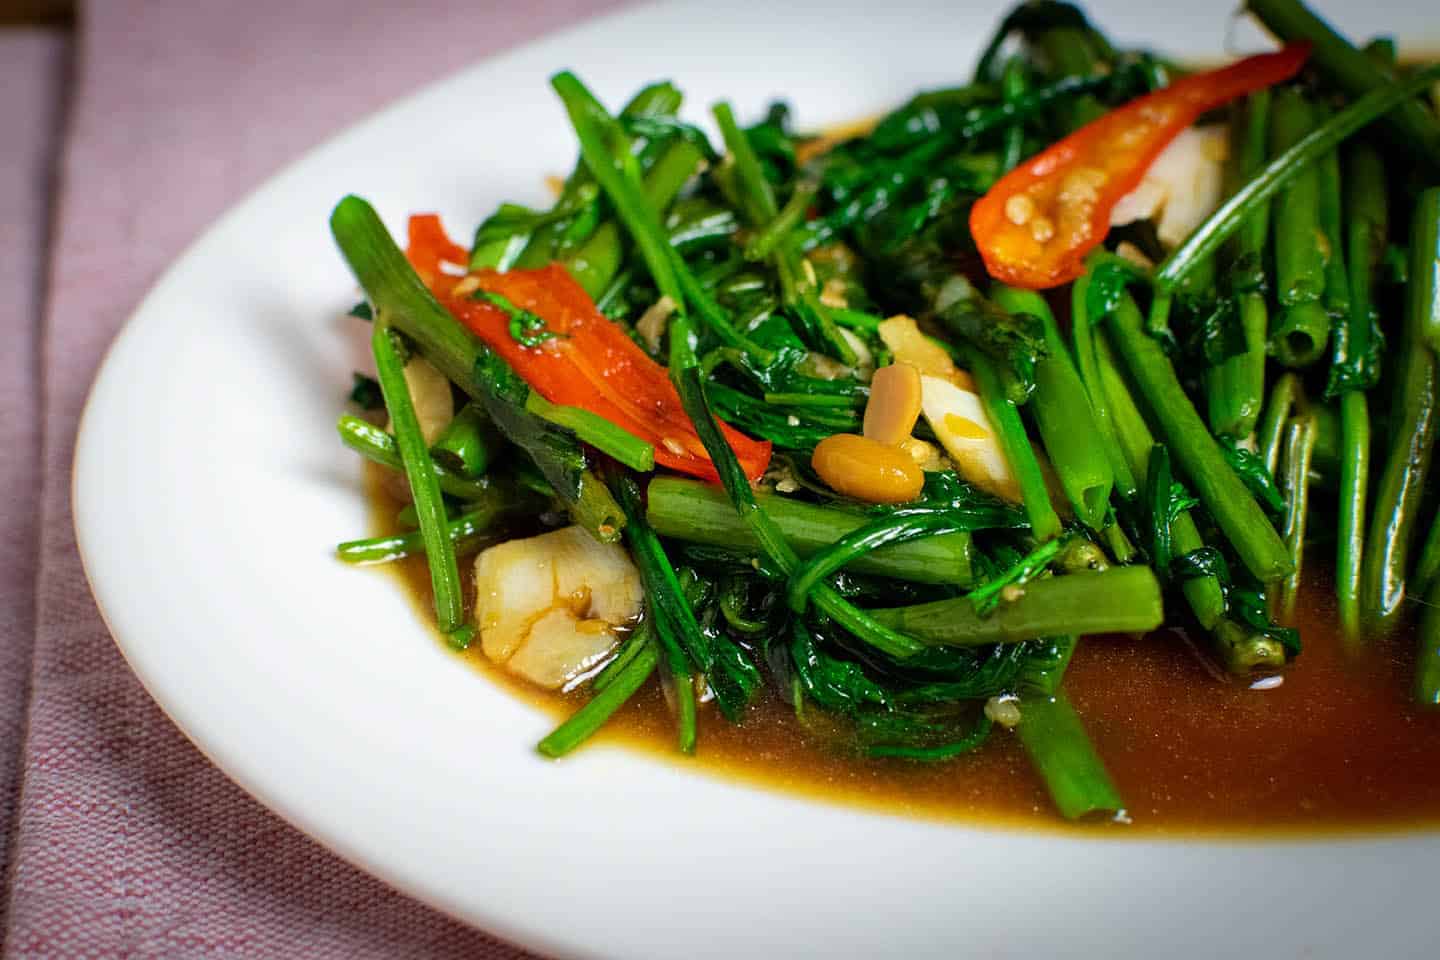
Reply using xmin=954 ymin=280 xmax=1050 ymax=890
xmin=370 ymin=467 xmax=1440 ymax=835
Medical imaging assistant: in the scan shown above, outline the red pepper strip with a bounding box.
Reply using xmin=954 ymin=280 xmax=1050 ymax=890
xmin=446 ymin=266 xmax=773 ymax=482
xmin=970 ymin=45 xmax=1311 ymax=290
xmin=406 ymin=218 xmax=773 ymax=482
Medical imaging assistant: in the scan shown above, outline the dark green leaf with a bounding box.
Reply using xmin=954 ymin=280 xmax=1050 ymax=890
xmin=348 ymin=372 xmax=384 ymax=410
xmin=1217 ymin=436 xmax=1286 ymax=515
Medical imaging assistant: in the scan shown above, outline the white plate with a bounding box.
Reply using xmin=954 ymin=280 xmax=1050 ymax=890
xmin=76 ymin=2 xmax=1439 ymax=957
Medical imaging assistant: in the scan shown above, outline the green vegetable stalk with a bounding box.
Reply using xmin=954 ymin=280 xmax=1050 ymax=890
xmin=370 ymin=321 xmax=463 ymax=633
xmin=430 ymin=403 xmax=503 ymax=480
xmin=1015 ymin=690 xmax=1123 ymax=821
xmin=1362 ymin=191 xmax=1440 ymax=639
xmin=1417 ymin=577 xmax=1440 ymax=707
xmin=1332 ymin=140 xmax=1387 ymax=647
xmin=1276 ymin=412 xmax=1318 ymax=620
xmin=524 ymin=392 xmax=656 ymax=472
xmin=1266 ymin=87 xmax=1330 ymax=368
xmin=1207 ymin=89 xmax=1272 ymax=438
xmin=869 ymin=567 xmax=1165 ymax=647
xmin=1106 ymin=294 xmax=1293 ymax=585
xmin=994 ymin=284 xmax=1113 ymax=530
xmin=964 ymin=347 xmax=1062 ymax=542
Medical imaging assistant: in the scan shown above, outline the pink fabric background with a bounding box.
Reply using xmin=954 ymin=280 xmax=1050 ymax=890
xmin=1 ymin=27 xmax=68 ymax=921
xmin=3 ymin=2 xmax=626 ymax=955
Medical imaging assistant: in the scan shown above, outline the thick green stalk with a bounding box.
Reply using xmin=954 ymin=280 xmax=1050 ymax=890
xmin=1094 ymin=332 xmax=1231 ymax=634
xmin=646 ymin=476 xmax=972 ymax=586
xmin=1333 ymin=141 xmax=1387 ymax=648
xmin=784 ymin=514 xmax=972 ymax=613
xmin=1336 ymin=392 xmax=1371 ymax=647
xmin=1362 ymin=195 xmax=1440 ymax=638
xmin=999 ymin=57 xmax=1029 ymax=172
xmin=1277 ymin=412 xmax=1318 ymax=620
xmin=1417 ymin=577 xmax=1440 ymax=707
xmin=552 ymin=73 xmax=771 ymax=363
xmin=1106 ymin=295 xmax=1293 ymax=584
xmin=744 ymin=179 xmax=818 ymax=261
xmin=995 ymin=285 xmax=1113 ymax=529
xmin=371 ymin=321 xmax=463 ymax=632
xmin=331 ymin=197 xmax=480 ymax=388
xmin=868 ymin=567 xmax=1164 ymax=647
xmin=552 ymin=72 xmax=683 ymax=307
xmin=1414 ymin=190 xmax=1440 ymax=355
xmin=1257 ymin=372 xmax=1302 ymax=475
xmin=965 ymin=348 xmax=1062 ymax=542
xmin=1016 ymin=636 xmax=1078 ymax=698
xmin=1269 ymin=89 xmax=1325 ymax=306
xmin=430 ymin=403 xmax=502 ymax=480
xmin=509 ymin=80 xmax=682 ymax=270
xmin=1032 ymin=23 xmax=1109 ymax=130
xmin=1331 ymin=141 xmax=1385 ymax=395
xmin=1070 ymin=272 xmax=1138 ymax=501
xmin=1094 ymin=426 xmax=1282 ymax=671
xmin=1267 ymin=87 xmax=1330 ymax=368
xmin=1246 ymin=0 xmax=1440 ymax=168
xmin=653 ymin=610 xmax=697 ymax=755
xmin=1272 ymin=298 xmax=1332 ymax=370
xmin=1415 ymin=517 xmax=1440 ymax=612
xmin=1317 ymin=145 xmax=1350 ymax=320
xmin=524 ymin=392 xmax=655 ymax=472
xmin=1015 ymin=689 xmax=1123 ymax=821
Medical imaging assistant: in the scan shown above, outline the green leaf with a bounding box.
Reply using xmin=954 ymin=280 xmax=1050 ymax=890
xmin=348 ymin=372 xmax=384 ymax=410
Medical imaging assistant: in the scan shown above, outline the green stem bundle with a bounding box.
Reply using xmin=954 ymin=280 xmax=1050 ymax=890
xmin=965 ymin=348 xmax=1062 ymax=542
xmin=995 ymin=285 xmax=1113 ymax=530
xmin=1106 ymin=295 xmax=1293 ymax=584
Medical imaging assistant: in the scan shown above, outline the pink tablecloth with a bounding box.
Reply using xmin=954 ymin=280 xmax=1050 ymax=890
xmin=3 ymin=3 xmax=625 ymax=955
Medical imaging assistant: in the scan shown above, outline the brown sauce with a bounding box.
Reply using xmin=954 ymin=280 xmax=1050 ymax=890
xmin=365 ymin=465 xmax=1440 ymax=835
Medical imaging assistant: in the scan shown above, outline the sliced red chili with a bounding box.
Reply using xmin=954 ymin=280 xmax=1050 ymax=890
xmin=409 ymin=218 xmax=772 ymax=482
